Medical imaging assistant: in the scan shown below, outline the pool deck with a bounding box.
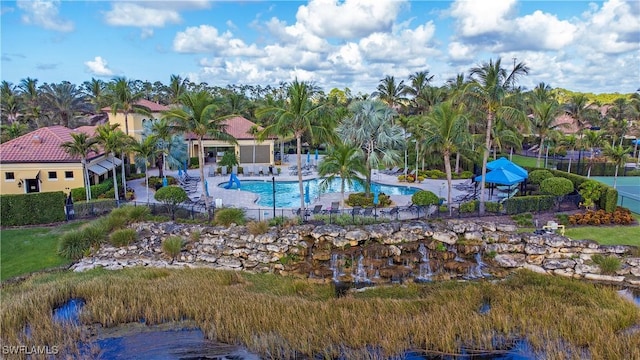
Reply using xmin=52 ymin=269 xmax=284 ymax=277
xmin=127 ymin=163 xmax=499 ymax=212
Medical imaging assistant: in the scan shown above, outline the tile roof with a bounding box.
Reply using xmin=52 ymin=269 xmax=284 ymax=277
xmin=0 ymin=126 xmax=103 ymax=163
xmin=185 ymin=116 xmax=273 ymax=140
xmin=102 ymin=99 xmax=169 ymax=113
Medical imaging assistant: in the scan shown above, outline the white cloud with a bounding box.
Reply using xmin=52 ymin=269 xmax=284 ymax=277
xmin=173 ymin=25 xmax=262 ymax=56
xmin=84 ymin=56 xmax=114 ymax=77
xmin=448 ymin=42 xmax=474 ymax=61
xmin=295 ymin=0 xmax=406 ymax=39
xmin=449 ymin=0 xmax=515 ymax=38
xmin=16 ymin=0 xmax=73 ymax=32
xmin=104 ymin=3 xmax=181 ymax=28
xmin=513 ymin=11 xmax=576 ymax=50
xmin=577 ymin=0 xmax=640 ymax=54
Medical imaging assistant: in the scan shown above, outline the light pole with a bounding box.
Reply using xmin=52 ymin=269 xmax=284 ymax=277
xmin=272 ymin=176 xmax=276 ymax=219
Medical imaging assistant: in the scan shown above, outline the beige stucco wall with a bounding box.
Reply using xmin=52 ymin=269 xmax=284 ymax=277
xmin=0 ymin=163 xmax=85 ymax=195
xmin=190 ymin=139 xmax=275 ymax=164
xmin=107 ymin=112 xmax=163 ymax=141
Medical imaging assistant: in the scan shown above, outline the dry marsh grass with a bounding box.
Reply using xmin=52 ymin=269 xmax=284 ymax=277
xmin=1 ymin=269 xmax=638 ymax=359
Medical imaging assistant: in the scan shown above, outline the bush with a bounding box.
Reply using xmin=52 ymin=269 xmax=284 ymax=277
xmin=421 ymin=169 xmax=446 ymax=179
xmin=459 ymin=200 xmax=479 ymax=213
xmin=458 ymin=170 xmax=474 ymax=179
xmin=219 ymin=151 xmax=238 ymax=168
xmin=189 ymin=157 xmax=199 ymax=168
xmin=269 ymin=216 xmax=288 ymax=227
xmin=591 ymin=254 xmax=621 ymax=275
xmin=247 ymin=221 xmax=269 ymax=235
xmin=502 ymin=195 xmax=555 ymax=215
xmin=346 ymin=192 xmax=392 ymax=207
xmin=579 ymin=180 xmax=605 ymax=210
xmin=601 ymin=187 xmax=618 ymax=213
xmin=71 ymin=177 xmax=115 ymax=202
xmin=148 ymin=176 xmax=177 ymax=188
xmin=126 ymin=205 xmax=150 ymax=222
xmin=568 ymin=207 xmax=634 ymax=226
xmin=540 ymin=177 xmax=574 ymax=197
xmin=80 ymin=222 xmax=109 ymax=247
xmin=411 ymin=190 xmax=439 ymax=206
xmin=0 ymin=191 xmax=66 ymax=226
xmin=485 ymin=202 xmax=503 ymax=214
xmin=127 ymin=172 xmax=146 ymax=180
xmin=529 ymin=170 xmax=554 ymax=185
xmin=511 ymin=213 xmax=533 ymax=227
xmin=58 ymin=230 xmax=90 ymax=260
xmin=214 ymin=208 xmax=246 ymax=226
xmin=162 ymin=236 xmax=184 ymax=262
xmin=110 ymin=228 xmax=137 ymax=247
xmin=155 ymin=186 xmax=189 ymax=220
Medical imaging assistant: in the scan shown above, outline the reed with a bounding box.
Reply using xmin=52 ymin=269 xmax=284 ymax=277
xmin=246 ymin=220 xmax=269 ymax=235
xmin=109 ymin=229 xmax=137 ymax=247
xmin=1 ymin=269 xmax=638 ymax=359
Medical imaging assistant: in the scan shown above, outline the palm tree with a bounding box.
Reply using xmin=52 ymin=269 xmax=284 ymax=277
xmin=465 ymin=58 xmax=529 ymax=214
xmin=94 ymin=124 xmax=130 ymax=202
xmin=1 ymin=81 xmax=23 ymax=125
xmin=564 ymin=94 xmax=598 ymax=134
xmin=130 ymin=136 xmax=160 ymax=204
xmin=422 ymin=102 xmax=469 ymax=213
xmin=582 ymin=130 xmax=605 ymax=178
xmin=336 ymin=99 xmax=404 ymax=196
xmin=163 ymin=90 xmax=237 ymax=212
xmin=40 ymin=82 xmax=91 ymax=128
xmin=106 ymin=77 xmax=149 ymax=137
xmin=317 ymin=143 xmax=367 ymax=207
xmin=530 ymin=100 xmax=564 ymax=167
xmin=256 ymin=80 xmax=331 ymax=210
xmin=18 ymin=77 xmax=42 ymax=127
xmin=0 ymin=122 xmax=29 ymax=143
xmin=149 ymin=118 xmax=175 ymax=179
xmin=603 ymin=143 xmax=631 ymax=188
xmin=82 ymin=78 xmax=108 ymax=113
xmin=374 ymin=75 xmax=408 ymax=113
xmin=166 ymin=74 xmax=189 ymax=105
xmin=558 ymin=135 xmax=578 ymax=173
xmin=405 ymin=71 xmax=434 ymax=115
xmin=60 ymin=132 xmax=98 ymax=202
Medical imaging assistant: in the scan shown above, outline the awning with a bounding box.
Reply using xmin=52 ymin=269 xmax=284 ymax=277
xmin=18 ymin=170 xmax=40 ymax=179
xmin=97 ymin=158 xmax=121 ymax=169
xmin=88 ymin=164 xmax=110 ymax=176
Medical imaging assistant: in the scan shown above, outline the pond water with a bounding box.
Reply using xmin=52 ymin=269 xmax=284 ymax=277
xmin=219 ymin=178 xmax=419 ymax=208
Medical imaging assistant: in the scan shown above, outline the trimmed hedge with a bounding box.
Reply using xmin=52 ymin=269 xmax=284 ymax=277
xmin=540 ymin=177 xmax=574 ymax=197
xmin=1 ymin=191 xmax=66 ymax=226
xmin=347 ymin=192 xmax=392 ymax=207
xmin=601 ymin=187 xmax=618 ymax=213
xmin=71 ymin=178 xmax=116 ymax=202
xmin=529 ymin=170 xmax=554 ymax=185
xmin=502 ymin=195 xmax=555 ymax=215
xmin=411 ymin=190 xmax=440 ymax=206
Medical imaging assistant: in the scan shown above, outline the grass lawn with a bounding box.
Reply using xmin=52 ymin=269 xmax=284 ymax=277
xmin=564 ymin=220 xmax=640 ymax=246
xmin=506 ymin=154 xmax=539 ymax=168
xmin=1 ymin=221 xmax=86 ymax=281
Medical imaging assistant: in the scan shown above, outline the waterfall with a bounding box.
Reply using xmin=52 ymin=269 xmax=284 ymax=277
xmin=415 ymin=243 xmax=433 ymax=282
xmin=354 ymin=255 xmax=371 ymax=285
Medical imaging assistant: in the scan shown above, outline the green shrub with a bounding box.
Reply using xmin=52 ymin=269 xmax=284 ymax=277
xmin=58 ymin=230 xmax=90 ymax=260
xmin=148 ymin=176 xmax=178 ymax=188
xmin=411 ymin=190 xmax=439 ymax=206
xmin=214 ymin=208 xmax=246 ymax=226
xmin=71 ymin=177 xmax=116 ymax=202
xmin=540 ymin=177 xmax=574 ymax=197
xmin=502 ymin=195 xmax=555 ymax=215
xmin=485 ymin=202 xmax=503 ymax=213
xmin=247 ymin=221 xmax=269 ymax=235
xmin=458 ymin=170 xmax=474 ymax=179
xmin=579 ymin=180 xmax=605 ymax=210
xmin=555 ymin=214 xmax=570 ymax=226
xmin=511 ymin=213 xmax=533 ymax=227
xmin=459 ymin=200 xmax=479 ymax=213
xmin=162 ymin=236 xmax=184 ymax=261
xmin=601 ymin=187 xmax=618 ymax=213
xmin=438 ymin=205 xmax=448 ymax=213
xmin=421 ymin=169 xmax=446 ymax=179
xmin=346 ymin=192 xmax=392 ymax=207
xmin=81 ymin=222 xmax=108 ymax=247
xmin=155 ymin=186 xmax=189 ymax=220
xmin=0 ymin=191 xmax=66 ymax=226
xmin=219 ymin=151 xmax=238 ymax=168
xmin=126 ymin=172 xmax=146 ymax=180
xmin=591 ymin=254 xmax=621 ymax=275
xmin=104 ymin=212 xmax=128 ymax=231
xmin=110 ymin=228 xmax=137 ymax=247
xmin=529 ymin=170 xmax=554 ymax=185
xmin=189 ymin=157 xmax=199 ymax=168
xmin=269 ymin=216 xmax=287 ymax=226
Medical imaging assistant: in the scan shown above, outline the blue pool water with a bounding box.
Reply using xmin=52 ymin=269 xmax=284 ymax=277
xmin=219 ymin=178 xmax=419 ymax=208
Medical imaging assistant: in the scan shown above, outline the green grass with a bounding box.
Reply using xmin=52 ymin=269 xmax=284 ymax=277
xmin=507 ymin=154 xmax=539 ymax=168
xmin=0 ymin=221 xmax=86 ymax=281
xmin=564 ymin=222 xmax=640 ymax=246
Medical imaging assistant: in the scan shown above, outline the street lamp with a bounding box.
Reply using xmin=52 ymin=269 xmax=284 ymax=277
xmin=272 ymin=176 xmax=276 ymax=219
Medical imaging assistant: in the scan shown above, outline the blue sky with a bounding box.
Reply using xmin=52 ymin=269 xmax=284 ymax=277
xmin=1 ymin=0 xmax=638 ymax=95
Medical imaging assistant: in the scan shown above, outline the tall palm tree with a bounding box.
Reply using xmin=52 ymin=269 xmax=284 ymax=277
xmin=40 ymin=82 xmax=91 ymax=128
xmin=374 ymin=75 xmax=408 ymax=114
xmin=405 ymin=71 xmax=434 ymax=115
xmin=18 ymin=77 xmax=42 ymax=127
xmin=256 ymin=80 xmax=331 ymax=210
xmin=94 ymin=124 xmax=130 ymax=202
xmin=465 ymin=58 xmax=529 ymax=214
xmin=530 ymin=100 xmax=564 ymax=167
xmin=148 ymin=118 xmax=175 ymax=179
xmin=558 ymin=135 xmax=578 ymax=173
xmin=603 ymin=143 xmax=631 ymax=188
xmin=82 ymin=78 xmax=108 ymax=113
xmin=0 ymin=122 xmax=29 ymax=143
xmin=106 ymin=77 xmax=148 ymax=137
xmin=564 ymin=94 xmax=598 ymax=134
xmin=60 ymin=132 xmax=98 ymax=202
xmin=166 ymin=74 xmax=189 ymax=105
xmin=582 ymin=130 xmax=605 ymax=178
xmin=130 ymin=136 xmax=160 ymax=204
xmin=163 ymin=90 xmax=237 ymax=212
xmin=317 ymin=143 xmax=367 ymax=207
xmin=1 ymin=81 xmax=23 ymax=125
xmin=422 ymin=102 xmax=469 ymax=213
xmin=336 ymin=99 xmax=404 ymax=196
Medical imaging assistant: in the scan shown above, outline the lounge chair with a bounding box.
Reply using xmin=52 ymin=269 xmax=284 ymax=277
xmin=221 ymin=166 xmax=228 ymax=176
xmin=245 ymin=165 xmax=254 ymax=176
xmin=350 ymin=206 xmax=362 ymax=216
xmin=310 ymin=205 xmax=323 ymax=215
xmin=361 ymin=208 xmax=373 ymax=217
xmin=382 ymin=207 xmax=400 ymax=218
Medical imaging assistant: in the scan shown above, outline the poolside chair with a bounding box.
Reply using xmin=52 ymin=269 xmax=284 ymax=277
xmin=382 ymin=207 xmax=400 ymax=218
xmin=361 ymin=208 xmax=373 ymax=217
xmin=232 ymin=165 xmax=238 ymax=175
xmin=208 ymin=166 xmax=215 ymax=177
xmin=311 ymin=205 xmax=323 ymax=215
xmin=326 ymin=201 xmax=340 ymax=214
xmin=221 ymin=166 xmax=228 ymax=176
xmin=350 ymin=206 xmax=362 ymax=217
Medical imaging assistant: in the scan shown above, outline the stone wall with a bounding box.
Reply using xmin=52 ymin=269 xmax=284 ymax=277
xmin=71 ymin=220 xmax=640 ymax=287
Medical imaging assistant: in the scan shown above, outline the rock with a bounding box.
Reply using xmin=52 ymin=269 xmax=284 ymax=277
xmin=388 ymin=245 xmax=402 ymax=257
xmin=544 ymin=236 xmax=573 ymax=248
xmin=73 ymin=263 xmax=96 ymax=272
xmin=601 ymin=245 xmax=632 ymax=254
xmin=364 ymin=223 xmax=399 ymax=239
xmin=198 ymin=254 xmax=218 ymax=263
xmin=575 ymin=263 xmax=600 ymax=275
xmin=331 ymin=237 xmax=351 ymax=248
xmin=345 ymin=229 xmax=369 ymax=242
xmin=255 ymin=233 xmax=277 ymax=244
xmin=310 ymin=225 xmax=345 ymax=239
xmin=584 ymin=273 xmax=625 ymax=282
xmin=432 ymin=231 xmax=458 ymax=245
xmin=495 ymin=224 xmax=517 ymax=232
xmin=312 ymin=249 xmax=332 ymax=261
xmin=524 ymin=244 xmax=547 ymax=255
xmin=526 ymin=255 xmax=546 ymax=265
xmin=217 ymin=256 xmax=242 ymax=268
xmin=523 ymin=263 xmax=547 ymax=274
xmin=464 ymin=231 xmax=483 ymax=241
xmin=494 ymin=254 xmax=526 ymax=268
xmin=542 ymin=258 xmax=576 ymax=270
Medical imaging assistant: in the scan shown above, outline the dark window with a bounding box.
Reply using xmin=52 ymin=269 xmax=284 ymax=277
xmin=65 ymin=171 xmax=74 ymax=179
xmin=5 ymin=172 xmax=15 ymax=180
xmin=48 ymin=171 xmax=57 ymax=179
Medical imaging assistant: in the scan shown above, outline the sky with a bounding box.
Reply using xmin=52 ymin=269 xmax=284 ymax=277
xmin=1 ymin=0 xmax=639 ymax=95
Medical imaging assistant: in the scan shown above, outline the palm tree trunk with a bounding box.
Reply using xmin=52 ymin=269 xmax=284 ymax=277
xmin=587 ymin=149 xmax=594 ymax=178
xmin=112 ymin=152 xmax=120 ymax=202
xmin=296 ymin=134 xmax=304 ymax=210
xmin=567 ymin=157 xmax=572 ymax=174
xmin=199 ymin=138 xmax=209 ymax=211
xmin=613 ymin=165 xmax=619 ymax=188
xmin=444 ymin=152 xmax=453 ymax=216
xmin=537 ymin=137 xmax=544 ymax=168
xmin=479 ymin=114 xmax=493 ymax=215
xmin=81 ymin=159 xmax=90 ymax=202
xmin=455 ymin=152 xmax=460 ymax=174
xmin=124 ymin=113 xmax=129 ymax=136
xmin=145 ymin=163 xmax=150 ymax=204
xmin=121 ymin=152 xmax=127 ymax=199
xmin=340 ymin=178 xmax=345 ymax=207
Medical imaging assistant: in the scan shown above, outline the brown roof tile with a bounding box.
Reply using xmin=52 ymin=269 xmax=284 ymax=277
xmin=0 ymin=126 xmax=103 ymax=163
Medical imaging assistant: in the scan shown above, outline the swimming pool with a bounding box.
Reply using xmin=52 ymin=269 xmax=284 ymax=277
xmin=218 ymin=178 xmax=420 ymax=208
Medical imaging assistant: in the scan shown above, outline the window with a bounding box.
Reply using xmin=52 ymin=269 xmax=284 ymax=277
xmin=5 ymin=172 xmax=15 ymax=181
xmin=65 ymin=171 xmax=74 ymax=179
xmin=48 ymin=171 xmax=57 ymax=180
